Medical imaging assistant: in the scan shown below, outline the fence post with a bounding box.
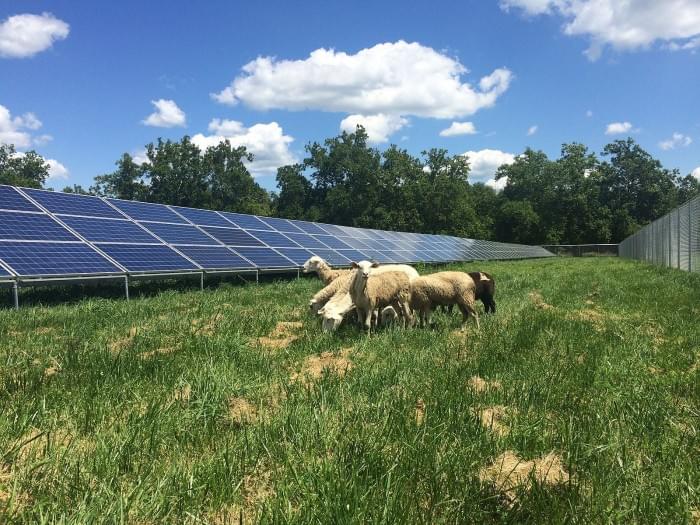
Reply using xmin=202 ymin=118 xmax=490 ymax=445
xmin=690 ymin=202 xmax=694 ymax=273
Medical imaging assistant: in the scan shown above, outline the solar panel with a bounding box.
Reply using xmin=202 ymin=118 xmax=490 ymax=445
xmin=0 ymin=265 xmax=10 ymax=277
xmin=259 ymin=216 xmax=305 ymax=233
xmin=312 ymin=235 xmax=352 ymax=250
xmin=219 ymin=212 xmax=274 ymax=231
xmin=176 ymin=246 xmax=255 ymax=270
xmin=308 ymin=248 xmax=350 ymax=266
xmin=61 ymin=217 xmax=159 ymax=243
xmin=232 ymin=247 xmax=295 ymax=268
xmin=97 ymin=244 xmax=199 ymax=272
xmin=0 ymin=211 xmax=78 ymax=241
xmin=250 ymin=230 xmax=299 ymax=247
xmin=0 ymin=186 xmax=40 ymax=212
xmin=275 ymin=247 xmax=315 ymax=265
xmin=340 ymin=237 xmax=373 ymax=250
xmin=24 ymin=189 xmax=124 ymax=219
xmin=286 ymin=220 xmax=328 ymax=235
xmin=283 ymin=233 xmax=330 ymax=249
xmin=336 ymin=249 xmax=369 ymax=262
xmin=201 ymin=226 xmax=264 ymax=246
xmin=170 ymin=206 xmax=232 ymax=227
xmin=107 ymin=199 xmax=187 ymax=224
xmin=0 ymin=241 xmax=121 ymax=276
xmin=316 ymin=223 xmax=345 ymax=236
xmin=141 ymin=222 xmax=218 ymax=245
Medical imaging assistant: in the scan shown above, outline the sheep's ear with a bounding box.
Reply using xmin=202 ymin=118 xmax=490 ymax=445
xmin=371 ymin=261 xmax=379 ymax=268
xmin=351 ymin=262 xmax=359 ymax=269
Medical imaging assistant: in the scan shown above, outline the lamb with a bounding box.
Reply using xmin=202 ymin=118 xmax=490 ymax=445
xmin=302 ymin=256 xmax=349 ymax=285
xmin=410 ymin=271 xmax=480 ymax=331
xmin=309 ymin=271 xmax=354 ymax=314
xmin=350 ymin=261 xmax=413 ymax=334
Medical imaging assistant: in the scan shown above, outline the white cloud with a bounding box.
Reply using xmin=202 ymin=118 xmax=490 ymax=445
xmin=131 ymin=149 xmax=148 ymax=165
xmin=213 ymin=41 xmax=512 ymax=145
xmin=46 ymin=158 xmax=69 ymax=181
xmin=191 ymin=119 xmax=295 ymax=176
xmin=605 ymin=121 xmax=633 ymax=135
xmin=659 ymin=132 xmax=692 ymax=150
xmin=527 ymin=124 xmax=538 ymax=136
xmin=463 ymin=148 xmax=516 ymax=190
xmin=339 ymin=113 xmax=408 ymax=143
xmin=501 ymin=0 xmax=700 ymax=60
xmin=586 ymin=109 xmax=593 ymax=117
xmin=439 ymin=121 xmax=477 ymax=137
xmin=0 ymin=12 xmax=69 ymax=58
xmin=142 ymin=99 xmax=186 ymax=128
xmin=692 ymin=167 xmax=700 ymax=180
xmin=0 ymin=104 xmax=52 ymax=148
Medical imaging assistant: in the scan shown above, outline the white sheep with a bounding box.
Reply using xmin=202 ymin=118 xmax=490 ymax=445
xmin=410 ymin=271 xmax=480 ymax=331
xmin=318 ymin=291 xmax=354 ymax=332
xmin=308 ymin=271 xmax=354 ymax=314
xmin=302 ymin=256 xmax=349 ymax=285
xmin=350 ymin=261 xmax=413 ymax=334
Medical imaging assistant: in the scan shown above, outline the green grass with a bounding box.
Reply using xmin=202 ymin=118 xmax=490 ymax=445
xmin=0 ymin=257 xmax=698 ymax=523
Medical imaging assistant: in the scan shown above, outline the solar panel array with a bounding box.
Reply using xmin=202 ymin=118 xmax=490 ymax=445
xmin=0 ymin=184 xmax=553 ymax=281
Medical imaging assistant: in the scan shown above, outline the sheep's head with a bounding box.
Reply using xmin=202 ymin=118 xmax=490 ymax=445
xmin=309 ymin=299 xmax=322 ymax=315
xmin=351 ymin=260 xmax=379 ymax=280
xmin=321 ymin=313 xmax=344 ymax=332
xmin=302 ymin=256 xmax=324 ymax=274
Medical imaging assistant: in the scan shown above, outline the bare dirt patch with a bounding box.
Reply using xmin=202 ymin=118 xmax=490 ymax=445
xmin=191 ymin=313 xmax=224 ymax=336
xmin=415 ymin=398 xmax=426 ymax=426
xmin=108 ymin=326 xmax=139 ymax=354
xmin=226 ymin=397 xmax=258 ymax=425
xmin=475 ymin=405 xmax=515 ymax=436
xmin=468 ymin=375 xmax=502 ymax=393
xmin=43 ymin=360 xmax=61 ymax=378
xmin=139 ymin=345 xmax=178 ymax=360
xmin=35 ymin=326 xmax=56 ymax=335
xmin=254 ymin=321 xmax=304 ymax=350
xmin=290 ymin=349 xmax=353 ymax=388
xmin=529 ymin=291 xmax=554 ymax=310
xmin=479 ymin=450 xmax=570 ymax=506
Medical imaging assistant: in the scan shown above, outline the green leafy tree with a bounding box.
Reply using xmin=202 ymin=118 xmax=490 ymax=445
xmin=274 ymin=164 xmax=313 ymax=220
xmin=62 ymin=184 xmax=92 ymax=195
xmin=91 ymin=153 xmax=147 ymax=200
xmin=0 ymin=144 xmax=49 ymax=188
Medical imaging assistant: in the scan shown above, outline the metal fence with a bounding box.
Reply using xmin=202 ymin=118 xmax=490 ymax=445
xmin=541 ymin=244 xmax=618 ymax=257
xmin=619 ymin=195 xmax=700 ymax=271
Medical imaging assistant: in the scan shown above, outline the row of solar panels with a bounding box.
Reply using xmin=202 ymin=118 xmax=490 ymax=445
xmin=0 ymin=185 xmax=553 ymax=281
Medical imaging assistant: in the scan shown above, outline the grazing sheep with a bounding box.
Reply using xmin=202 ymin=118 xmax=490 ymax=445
xmin=441 ymin=271 xmax=496 ymax=314
xmin=380 ymin=305 xmax=399 ymax=327
xmin=302 ymin=256 xmax=349 ymax=285
xmin=309 ymin=271 xmax=354 ymax=314
xmin=318 ymin=292 xmax=354 ymax=332
xmin=410 ymin=271 xmax=480 ymax=331
xmin=350 ymin=261 xmax=413 ymax=334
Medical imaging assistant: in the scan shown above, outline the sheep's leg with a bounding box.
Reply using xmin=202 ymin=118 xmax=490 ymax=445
xmin=398 ymin=300 xmax=413 ymax=328
xmin=362 ymin=308 xmax=373 ymax=334
xmin=457 ymin=300 xmax=480 ymax=331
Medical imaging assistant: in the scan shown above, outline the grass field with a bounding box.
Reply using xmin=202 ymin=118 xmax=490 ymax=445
xmin=0 ymin=257 xmax=698 ymax=523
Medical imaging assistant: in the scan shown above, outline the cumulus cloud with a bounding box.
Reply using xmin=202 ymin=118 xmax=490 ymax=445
xmin=213 ymin=41 xmax=512 ymax=143
xmin=605 ymin=121 xmax=633 ymax=135
xmin=142 ymin=99 xmax=186 ymax=128
xmin=659 ymin=132 xmax=692 ymax=151
xmin=527 ymin=124 xmax=538 ymax=136
xmin=501 ymin=0 xmax=700 ymax=60
xmin=191 ymin=119 xmax=295 ymax=176
xmin=339 ymin=114 xmax=408 ymax=143
xmin=0 ymin=104 xmax=52 ymax=148
xmin=439 ymin=121 xmax=477 ymax=137
xmin=692 ymin=167 xmax=700 ymax=180
xmin=463 ymin=148 xmax=516 ymax=190
xmin=45 ymin=158 xmax=69 ymax=181
xmin=0 ymin=12 xmax=69 ymax=58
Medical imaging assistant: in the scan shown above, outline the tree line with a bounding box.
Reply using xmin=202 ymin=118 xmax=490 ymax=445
xmin=1 ymin=127 xmax=697 ymax=245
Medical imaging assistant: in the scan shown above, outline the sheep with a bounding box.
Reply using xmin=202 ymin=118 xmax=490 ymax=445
xmin=309 ymin=271 xmax=354 ymax=314
xmin=380 ymin=305 xmax=399 ymax=327
xmin=441 ymin=271 xmax=496 ymax=314
xmin=350 ymin=261 xmax=413 ymax=334
xmin=318 ymin=291 xmax=354 ymax=332
xmin=410 ymin=271 xmax=480 ymax=331
xmin=302 ymin=256 xmax=349 ymax=285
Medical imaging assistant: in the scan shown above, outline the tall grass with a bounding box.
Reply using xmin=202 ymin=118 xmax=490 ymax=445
xmin=0 ymin=258 xmax=698 ymax=523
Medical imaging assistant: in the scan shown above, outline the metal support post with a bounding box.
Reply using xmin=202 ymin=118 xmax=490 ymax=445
xmin=12 ymin=281 xmax=19 ymax=310
xmin=124 ymin=276 xmax=130 ymax=301
xmin=256 ymin=270 xmax=259 ymax=284
xmin=690 ymin=203 xmax=694 ymax=273
xmin=200 ymin=272 xmax=205 ymax=291
xmin=678 ymin=209 xmax=682 ymax=269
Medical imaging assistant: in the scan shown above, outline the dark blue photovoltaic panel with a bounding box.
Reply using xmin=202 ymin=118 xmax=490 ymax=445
xmin=316 ymin=223 xmax=345 ymax=236
xmin=259 ymin=216 xmax=304 ymax=233
xmin=340 ymin=237 xmax=373 ymax=250
xmin=233 ymin=247 xmax=294 ymax=267
xmin=0 ymin=265 xmax=10 ymax=276
xmin=283 ymin=233 xmax=330 ymax=249
xmin=312 ymin=235 xmax=351 ymax=250
xmin=0 ymin=211 xmax=78 ymax=241
xmin=176 ymin=246 xmax=255 ymax=270
xmin=140 ymin=222 xmax=218 ymax=245
xmin=362 ymin=229 xmax=387 ymax=240
xmin=201 ymin=226 xmax=264 ymax=246
xmin=0 ymin=241 xmax=121 ymax=276
xmin=275 ymin=247 xmax=315 ymax=265
xmin=250 ymin=230 xmax=299 ymax=247
xmin=170 ymin=206 xmax=232 ymax=227
xmin=24 ymin=189 xmax=124 ymax=219
xmin=0 ymin=186 xmax=40 ymax=212
xmin=337 ymin=249 xmax=370 ymax=263
xmin=61 ymin=216 xmax=159 ymax=243
xmin=107 ymin=199 xmax=187 ymax=224
xmin=309 ymin=249 xmax=350 ymax=266
xmin=97 ymin=244 xmax=199 ymax=272
xmin=363 ymin=250 xmax=393 ymax=263
xmin=361 ymin=239 xmax=388 ymax=250
xmin=219 ymin=212 xmax=274 ymax=231
xmin=287 ymin=220 xmax=328 ymax=235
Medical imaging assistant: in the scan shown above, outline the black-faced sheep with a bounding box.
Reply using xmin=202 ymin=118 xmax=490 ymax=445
xmin=440 ymin=271 xmax=496 ymax=314
xmin=410 ymin=271 xmax=480 ymax=331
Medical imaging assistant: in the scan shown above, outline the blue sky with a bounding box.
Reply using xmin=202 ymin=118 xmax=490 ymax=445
xmin=1 ymin=0 xmax=699 ymax=191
